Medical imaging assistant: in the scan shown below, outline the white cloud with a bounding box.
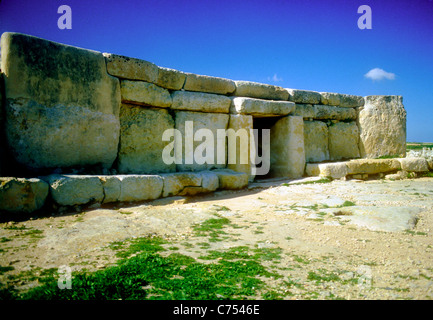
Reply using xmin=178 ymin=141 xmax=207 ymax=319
xmin=268 ymin=73 xmax=283 ymax=82
xmin=364 ymin=68 xmax=396 ymax=81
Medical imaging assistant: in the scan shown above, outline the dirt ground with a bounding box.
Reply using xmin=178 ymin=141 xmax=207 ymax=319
xmin=1 ymin=176 xmax=433 ymax=300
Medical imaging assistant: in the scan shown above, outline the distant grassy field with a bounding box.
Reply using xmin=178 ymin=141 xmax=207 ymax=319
xmin=407 ymin=142 xmax=433 ymax=150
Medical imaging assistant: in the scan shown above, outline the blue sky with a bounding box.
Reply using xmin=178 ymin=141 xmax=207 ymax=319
xmin=1 ymin=0 xmax=432 ymax=142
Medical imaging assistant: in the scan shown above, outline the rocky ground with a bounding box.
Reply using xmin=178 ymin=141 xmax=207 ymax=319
xmin=1 ymin=176 xmax=433 ymax=300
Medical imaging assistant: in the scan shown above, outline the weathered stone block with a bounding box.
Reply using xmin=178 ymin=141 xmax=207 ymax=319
xmin=118 ymin=104 xmax=176 ymax=174
xmin=213 ymin=169 xmax=248 ymax=190
xmin=313 ymin=105 xmax=357 ymax=121
xmin=174 ymin=111 xmax=229 ymax=172
xmin=171 ymin=91 xmax=231 ymax=113
xmin=98 ymin=176 xmax=121 ymax=204
xmin=304 ymin=121 xmax=329 ymax=163
xmin=328 ymin=122 xmax=360 ymax=160
xmin=320 ymin=92 xmax=341 ymax=106
xmin=161 ymin=172 xmax=202 ymax=197
xmin=346 ymin=159 xmax=401 ymax=175
xmin=117 ymin=175 xmax=163 ymax=202
xmin=358 ymin=96 xmax=406 ymax=159
xmin=156 ymin=67 xmax=186 ymax=90
xmin=44 ymin=175 xmax=104 ymax=206
xmin=120 ymin=80 xmax=172 ymax=108
xmin=103 ymin=53 xmax=159 ymax=83
xmin=305 ymin=162 xmax=348 ymax=179
xmin=2 ymin=33 xmax=120 ymax=171
xmin=339 ymin=94 xmax=364 ymax=108
xmin=0 ymin=177 xmax=49 ymax=213
xmin=397 ymin=158 xmax=429 ymax=172
xmin=287 ymin=89 xmax=321 ymax=104
xmin=183 ymin=73 xmax=236 ymax=95
xmin=293 ymin=104 xmax=315 ymax=119
xmin=227 ymin=114 xmax=255 ymax=181
xmin=234 ymin=81 xmax=289 ymax=100
xmin=230 ymin=97 xmax=295 ymax=117
xmin=270 ymin=116 xmax=305 ymax=178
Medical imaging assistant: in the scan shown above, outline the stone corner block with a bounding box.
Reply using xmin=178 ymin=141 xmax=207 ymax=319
xmin=397 ymin=157 xmax=429 ymax=173
xmin=0 ymin=177 xmax=49 ymax=213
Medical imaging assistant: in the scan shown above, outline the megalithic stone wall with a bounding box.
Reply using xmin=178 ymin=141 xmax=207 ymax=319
xmin=0 ymin=32 xmax=406 ymax=184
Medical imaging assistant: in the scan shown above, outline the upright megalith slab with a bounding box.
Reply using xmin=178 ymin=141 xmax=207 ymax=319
xmin=174 ymin=111 xmax=229 ymax=172
xmin=269 ymin=116 xmax=305 ymax=178
xmin=328 ymin=122 xmax=360 ymax=160
xmin=118 ymin=104 xmax=176 ymax=174
xmin=358 ymin=96 xmax=406 ymax=158
xmin=1 ymin=33 xmax=121 ymax=172
xmin=304 ymin=121 xmax=329 ymax=163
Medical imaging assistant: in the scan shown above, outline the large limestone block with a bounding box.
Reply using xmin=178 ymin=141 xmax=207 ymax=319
xmin=118 ymin=104 xmax=176 ymax=174
xmin=161 ymin=171 xmax=219 ymax=197
xmin=339 ymin=94 xmax=364 ymax=108
xmin=98 ymin=176 xmax=121 ymax=204
xmin=104 ymin=53 xmax=186 ymax=90
xmin=230 ymin=97 xmax=295 ymax=117
xmin=358 ymin=96 xmax=406 ymax=158
xmin=117 ymin=175 xmax=163 ymax=202
xmin=234 ymin=81 xmax=289 ymax=101
xmin=287 ymin=89 xmax=321 ymax=104
xmin=44 ymin=175 xmax=104 ymax=206
xmin=227 ymin=114 xmax=255 ymax=181
xmin=397 ymin=158 xmax=429 ymax=172
xmin=1 ymin=33 xmax=120 ymax=171
xmin=303 ymin=121 xmax=329 ymax=163
xmin=183 ymin=73 xmax=236 ymax=95
xmin=346 ymin=159 xmax=401 ymax=175
xmin=120 ymin=80 xmax=172 ymax=108
xmin=213 ymin=169 xmax=248 ymax=190
xmin=0 ymin=177 xmax=49 ymax=213
xmin=293 ymin=104 xmax=315 ymax=119
xmin=328 ymin=122 xmax=360 ymax=160
xmin=320 ymin=92 xmax=341 ymax=106
xmin=270 ymin=116 xmax=305 ymax=178
xmin=305 ymin=162 xmax=348 ymax=179
xmin=174 ymin=111 xmax=229 ymax=172
xmin=171 ymin=91 xmax=231 ymax=113
xmin=313 ymin=105 xmax=357 ymax=121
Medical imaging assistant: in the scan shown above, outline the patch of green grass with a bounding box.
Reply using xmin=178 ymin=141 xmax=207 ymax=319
xmin=114 ymin=236 xmax=167 ymax=259
xmin=375 ymin=155 xmax=400 ymax=159
xmin=404 ymin=230 xmax=427 ymax=236
xmin=0 ymin=237 xmax=12 ymax=243
xmin=339 ymin=200 xmax=356 ymax=207
xmin=0 ymin=266 xmax=15 ymax=275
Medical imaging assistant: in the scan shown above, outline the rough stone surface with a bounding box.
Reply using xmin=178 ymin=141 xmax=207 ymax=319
xmin=161 ymin=172 xmax=202 ymax=197
xmin=156 ymin=67 xmax=186 ymax=90
xmin=213 ymin=169 xmax=248 ymax=190
xmin=0 ymin=177 xmax=49 ymax=213
xmin=293 ymin=104 xmax=315 ymax=119
xmin=328 ymin=122 xmax=360 ymax=160
xmin=230 ymin=97 xmax=295 ymax=117
xmin=171 ymin=91 xmax=231 ymax=113
xmin=313 ymin=105 xmax=357 ymax=121
xmin=320 ymin=92 xmax=341 ymax=106
xmin=339 ymin=94 xmax=365 ymax=108
xmin=98 ymin=176 xmax=121 ymax=204
xmin=120 ymin=80 xmax=172 ymax=108
xmin=103 ymin=53 xmax=159 ymax=83
xmin=305 ymin=162 xmax=349 ymax=179
xmin=270 ymin=116 xmax=305 ymax=178
xmin=2 ymin=33 xmax=121 ymax=171
xmin=397 ymin=157 xmax=429 ymax=172
xmin=346 ymin=159 xmax=401 ymax=175
xmin=43 ymin=175 xmax=104 ymax=206
xmin=118 ymin=104 xmax=176 ymax=174
xmin=304 ymin=121 xmax=329 ymax=163
xmin=427 ymin=159 xmax=433 ymax=171
xmin=358 ymin=96 xmax=406 ymax=159
xmin=226 ymin=114 xmax=254 ymax=181
xmin=287 ymin=89 xmax=321 ymax=104
xmin=183 ymin=73 xmax=236 ymax=95
xmin=234 ymin=81 xmax=289 ymax=101
xmin=117 ymin=175 xmax=163 ymax=202
xmin=174 ymin=111 xmax=229 ymax=172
